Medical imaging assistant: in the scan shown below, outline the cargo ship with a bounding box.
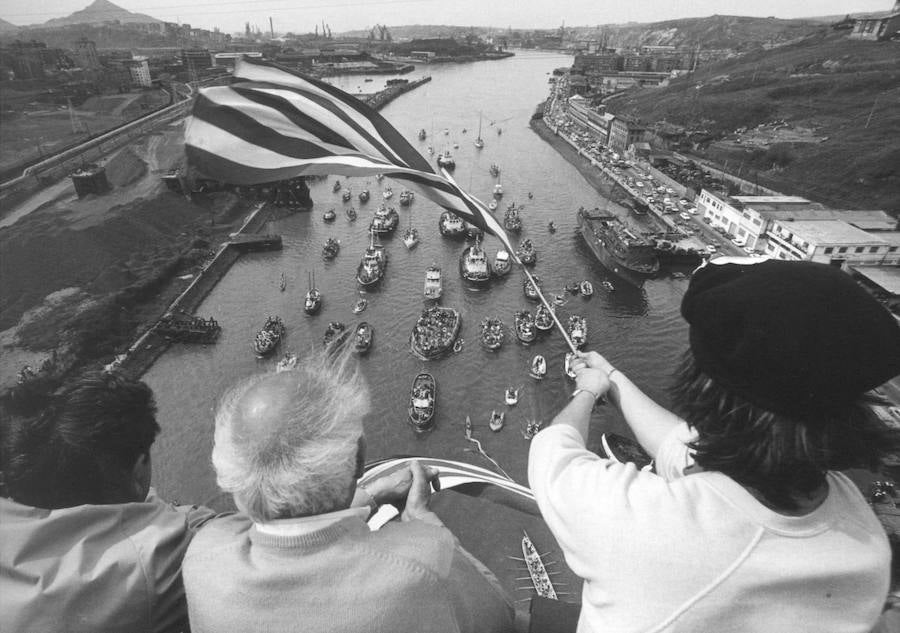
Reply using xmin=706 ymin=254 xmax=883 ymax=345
xmin=576 ymin=207 xmax=659 ymax=287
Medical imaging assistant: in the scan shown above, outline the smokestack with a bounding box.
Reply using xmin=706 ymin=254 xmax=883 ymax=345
xmin=269 ymin=17 xmax=274 ymax=37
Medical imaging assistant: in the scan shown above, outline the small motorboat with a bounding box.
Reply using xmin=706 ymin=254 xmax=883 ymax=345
xmin=346 ymin=206 xmax=357 ymax=221
xmin=375 ymin=173 xmax=384 ymax=181
xmin=398 ymin=190 xmax=414 ymax=206
xmin=567 ymin=315 xmax=587 ymax=348
xmin=353 ymin=322 xmax=374 ymax=355
xmin=353 ymin=297 xmax=368 ymax=314
xmin=418 ymin=128 xmax=427 ymax=140
xmin=370 ymin=205 xmax=399 ymax=234
xmin=530 ymin=355 xmax=547 ymax=379
xmin=522 ymin=419 xmax=543 ymax=440
xmin=342 ymin=189 xmax=352 ymax=202
xmin=534 ymin=304 xmax=553 ymax=332
xmin=323 ymin=321 xmax=347 ymax=347
xmin=438 ymin=211 xmax=467 ymax=239
xmin=489 ymin=409 xmax=505 ymax=432
xmin=409 ymin=373 xmax=436 ymax=431
xmin=332 ymin=180 xmax=341 ymax=192
xmin=424 ymin=264 xmax=442 ymax=300
xmin=528 ymin=192 xmax=534 ymax=199
xmin=358 ymin=189 xmax=370 ymax=203
xmin=514 ymin=310 xmax=536 ymax=344
xmin=523 ymin=275 xmax=542 ymax=301
xmin=403 ymin=226 xmax=420 ymax=250
xmin=489 ymin=163 xmax=500 ymax=177
xmin=565 ymin=282 xmax=581 ymax=295
xmin=276 ymin=352 xmax=298 ymax=373
xmin=305 ymin=272 xmax=322 ymax=315
xmin=322 ymin=238 xmax=340 ymax=260
xmin=493 ymin=183 xmax=504 ymax=199
xmin=505 ymin=387 xmax=519 ymax=406
xmin=564 ymin=352 xmax=576 ymax=379
xmin=580 ymin=280 xmax=594 ymax=297
xmin=547 ymin=220 xmax=556 ymax=233
xmin=453 ymin=338 xmax=464 ymax=353
xmin=488 ymin=200 xmax=498 ymax=211
xmin=323 ymin=208 xmax=337 ymax=222
xmin=601 ymin=280 xmax=615 ymax=292
xmin=493 ymin=250 xmax=511 ymax=277
xmin=383 ymin=187 xmax=393 ymax=200
xmin=279 ymin=272 xmax=286 ymax=292
xmin=516 ymin=239 xmax=536 ymax=266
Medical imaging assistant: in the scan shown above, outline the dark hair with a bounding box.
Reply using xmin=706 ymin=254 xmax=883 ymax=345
xmin=669 ymin=350 xmax=900 ymax=511
xmin=6 ymin=370 xmax=160 ymax=509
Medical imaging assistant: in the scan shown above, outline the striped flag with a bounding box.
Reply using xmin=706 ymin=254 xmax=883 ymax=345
xmin=185 ymin=57 xmax=516 ymax=255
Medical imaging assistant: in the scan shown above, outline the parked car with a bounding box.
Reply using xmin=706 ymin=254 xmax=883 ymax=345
xmin=732 ymin=237 xmax=747 ymax=247
xmin=680 ymin=212 xmax=692 ymax=221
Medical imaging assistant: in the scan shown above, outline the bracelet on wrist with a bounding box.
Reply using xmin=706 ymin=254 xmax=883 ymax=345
xmin=607 ymin=368 xmax=619 ymax=380
xmin=571 ymin=387 xmax=600 ymax=402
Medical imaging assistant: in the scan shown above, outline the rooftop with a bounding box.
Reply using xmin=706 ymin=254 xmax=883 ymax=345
xmin=852 ymin=266 xmax=900 ymax=295
xmin=763 ymin=209 xmax=897 ymax=231
xmin=776 ymin=219 xmax=887 ymax=244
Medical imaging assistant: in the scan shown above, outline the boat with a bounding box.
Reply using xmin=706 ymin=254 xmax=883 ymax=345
xmin=564 ymin=352 xmax=576 ymax=379
xmin=364 ymin=77 xmax=373 ymax=82
xmin=504 ymin=387 xmax=519 ymax=406
xmin=418 ymin=128 xmax=427 ymax=140
xmin=279 ymin=272 xmax=286 ymax=292
xmin=548 ymin=220 xmax=556 ymax=233
xmin=567 ymin=315 xmax=587 ymax=349
xmin=493 ymin=183 xmax=504 ymax=199
xmin=409 ymin=305 xmax=461 ymax=360
xmin=437 ymin=150 xmax=455 ymax=172
xmin=601 ymin=433 xmax=654 ymax=471
xmin=523 ymin=275 xmax=542 ymax=301
xmin=332 ymin=180 xmax=341 ymax=192
xmin=275 ymin=352 xmax=297 ymax=373
xmin=438 ymin=211 xmax=468 ymax=239
xmin=488 ymin=200 xmax=498 ymax=211
xmin=493 ymin=250 xmax=511 ymax=277
xmin=423 ymin=265 xmax=442 ymax=300
xmin=304 ymin=272 xmax=322 ymax=315
xmin=322 ymin=237 xmax=340 ymax=260
xmin=353 ymin=297 xmax=368 ymax=314
xmin=398 ymin=190 xmax=414 ymax=206
xmin=489 ymin=163 xmax=500 ymax=177
xmin=577 ymin=207 xmax=660 ymax=287
xmin=382 ymin=187 xmax=394 ymax=200
xmin=353 ymin=322 xmax=374 ymax=355
xmin=565 ymin=282 xmax=581 ymax=294
xmin=356 ymin=229 xmax=387 ymax=286
xmin=342 ymin=189 xmax=352 ymax=202
xmin=522 ymin=420 xmax=543 ymax=440
xmin=371 ymin=204 xmax=399 ymax=234
xmin=358 ymin=189 xmax=370 ymax=203
xmin=489 ymin=410 xmax=505 ymax=432
xmin=252 ymin=316 xmax=285 ymax=357
xmin=530 ymin=355 xmax=547 ymax=379
xmin=408 ymin=373 xmax=436 ymax=430
xmin=403 ymin=226 xmax=420 ymax=249
xmin=516 ymin=239 xmax=536 ymax=266
xmin=528 ymin=192 xmax=534 ymax=199
xmin=601 ymin=280 xmax=615 ymax=292
xmin=534 ymin=304 xmax=554 ymax=332
xmin=459 ymin=234 xmax=491 ymax=284
xmin=375 ymin=173 xmax=384 ymax=181
xmin=497 ymin=127 xmax=502 ymax=135
xmin=503 ymin=205 xmax=522 ymax=233
xmin=427 ymin=145 xmax=434 ymax=155
xmin=323 ymin=321 xmax=347 ymax=347
xmin=580 ymin=280 xmax=594 ymax=297
xmin=521 ymin=531 xmax=557 ymax=599
xmin=155 ymin=313 xmax=221 ymax=344
xmin=474 ymin=113 xmax=484 ymax=148
xmin=514 ymin=310 xmax=536 ymax=344
xmin=323 ymin=208 xmax=336 ymax=222
xmin=345 ymin=206 xmax=357 ymax=221
xmin=480 ymin=317 xmax=505 ymax=350
xmin=453 ymin=338 xmax=464 ymax=353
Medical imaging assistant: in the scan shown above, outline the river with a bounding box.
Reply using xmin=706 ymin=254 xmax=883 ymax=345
xmin=145 ymin=51 xmax=690 ymax=506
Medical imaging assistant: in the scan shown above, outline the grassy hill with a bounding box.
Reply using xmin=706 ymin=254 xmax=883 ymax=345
xmin=605 ymin=29 xmax=900 ymax=213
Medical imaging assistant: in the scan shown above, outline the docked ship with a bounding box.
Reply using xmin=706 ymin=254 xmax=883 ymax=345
xmin=459 ymin=235 xmax=491 ymax=285
xmin=356 ymin=229 xmax=388 ymax=286
xmin=439 ymin=211 xmax=468 ymax=239
xmin=409 ymin=306 xmax=461 ymax=360
xmin=576 ymin=208 xmax=659 ymax=287
xmin=370 ymin=205 xmax=399 ymax=234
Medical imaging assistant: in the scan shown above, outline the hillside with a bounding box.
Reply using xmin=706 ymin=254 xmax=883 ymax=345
xmin=43 ymin=0 xmax=161 ymax=27
xmin=605 ymin=29 xmax=900 ymax=213
xmin=0 ymin=18 xmax=19 ymax=33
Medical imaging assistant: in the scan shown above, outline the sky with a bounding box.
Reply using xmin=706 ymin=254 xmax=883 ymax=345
xmin=1 ymin=0 xmax=892 ymax=34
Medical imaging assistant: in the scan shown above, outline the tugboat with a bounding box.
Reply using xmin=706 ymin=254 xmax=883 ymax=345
xmin=332 ymin=180 xmax=341 ymax=192
xmin=514 ymin=310 xmax=536 ymax=344
xmin=534 ymin=304 xmax=554 ymax=332
xmin=342 ymin=189 xmax=352 ymax=202
xmin=358 ymin=189 xmax=370 ymax=204
xmin=577 ymin=207 xmax=660 ymax=287
xmin=345 ymin=206 xmax=357 ymax=222
xmin=353 ymin=322 xmax=374 ymax=355
xmin=493 ymin=250 xmax=511 ymax=277
xmin=323 ymin=321 xmax=347 ymax=347
xmin=567 ymin=315 xmax=587 ymax=349
xmin=409 ymin=305 xmax=461 ymax=360
xmin=437 ymin=150 xmax=456 ymax=172
xmin=459 ymin=234 xmax=491 ymax=285
xmin=489 ymin=410 xmax=505 ymax=432
xmin=580 ymin=280 xmax=594 ymax=297
xmin=489 ymin=163 xmax=500 ymax=177
xmin=523 ymin=275 xmax=542 ymax=301
xmin=304 ymin=272 xmax=322 ymax=315
xmin=356 ymin=229 xmax=387 ymax=287
xmin=424 ymin=265 xmax=442 ymax=301
xmin=370 ymin=205 xmax=399 ymax=234
xmin=504 ymin=205 xmax=522 ymax=233
xmin=438 ymin=211 xmax=468 ymax=239
xmin=530 ymin=355 xmax=547 ymax=379
xmin=409 ymin=373 xmax=436 ymax=431
xmin=322 ymin=237 xmax=340 ymax=261
xmin=323 ymin=208 xmax=337 ymax=222
xmin=252 ymin=316 xmax=285 ymax=357
xmin=522 ymin=419 xmax=543 ymax=440
xmin=493 ymin=183 xmax=504 ymax=199
xmin=382 ymin=187 xmax=393 ymax=200
xmin=398 ymin=190 xmax=414 ymax=206
xmin=480 ymin=317 xmax=505 ymax=350
xmin=516 ymin=239 xmax=536 ymax=266
xmin=505 ymin=387 xmax=519 ymax=406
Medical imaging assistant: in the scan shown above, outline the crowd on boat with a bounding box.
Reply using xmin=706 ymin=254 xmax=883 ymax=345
xmin=410 ymin=306 xmax=461 ymax=359
xmin=252 ymin=315 xmax=286 ymax=356
xmin=480 ymin=317 xmax=505 ymax=350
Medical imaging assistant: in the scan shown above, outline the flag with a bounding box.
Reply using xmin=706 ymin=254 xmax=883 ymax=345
xmin=185 ymin=57 xmax=516 ymax=255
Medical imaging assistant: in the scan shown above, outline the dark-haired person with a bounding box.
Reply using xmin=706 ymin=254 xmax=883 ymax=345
xmin=529 ymin=258 xmax=900 ymax=632
xmin=0 ymin=370 xmax=216 ymax=633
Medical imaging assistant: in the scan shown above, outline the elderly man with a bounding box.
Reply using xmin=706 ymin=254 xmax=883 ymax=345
xmin=183 ymin=350 xmax=514 ymax=633
xmin=0 ymin=370 xmax=216 ymax=633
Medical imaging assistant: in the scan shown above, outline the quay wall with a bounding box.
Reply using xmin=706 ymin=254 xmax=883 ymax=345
xmin=362 ymin=75 xmax=432 ymax=110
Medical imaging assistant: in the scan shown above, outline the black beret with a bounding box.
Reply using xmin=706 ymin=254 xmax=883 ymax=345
xmin=681 ymin=258 xmax=900 ymax=418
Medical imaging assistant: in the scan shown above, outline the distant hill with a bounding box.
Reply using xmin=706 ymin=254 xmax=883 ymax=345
xmin=43 ymin=0 xmax=161 ymax=27
xmin=0 ymin=18 xmax=20 ymax=33
xmin=604 ymin=29 xmax=900 ymax=213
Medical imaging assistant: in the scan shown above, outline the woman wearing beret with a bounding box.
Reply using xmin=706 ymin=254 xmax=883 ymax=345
xmin=528 ymin=258 xmax=900 ymax=632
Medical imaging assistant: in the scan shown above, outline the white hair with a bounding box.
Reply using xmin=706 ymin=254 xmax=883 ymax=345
xmin=212 ymin=348 xmax=371 ymax=522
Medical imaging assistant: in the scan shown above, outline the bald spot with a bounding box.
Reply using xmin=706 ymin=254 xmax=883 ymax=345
xmin=231 ymin=372 xmax=300 ymax=456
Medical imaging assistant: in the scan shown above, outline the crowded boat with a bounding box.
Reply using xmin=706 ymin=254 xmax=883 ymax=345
xmin=514 ymin=310 xmax=536 ymax=344
xmin=252 ymin=315 xmax=285 ymax=357
xmin=480 ymin=317 xmax=505 ymax=350
xmin=409 ymin=305 xmax=461 ymax=360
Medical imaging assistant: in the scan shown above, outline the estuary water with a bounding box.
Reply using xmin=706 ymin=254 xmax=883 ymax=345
xmin=145 ymin=51 xmax=691 ymax=506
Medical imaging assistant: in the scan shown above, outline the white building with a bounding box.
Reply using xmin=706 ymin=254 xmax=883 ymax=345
xmin=697 ymin=191 xmax=815 ymax=250
xmin=127 ymin=56 xmax=152 ymax=87
xmin=764 ymin=220 xmax=900 ymax=265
